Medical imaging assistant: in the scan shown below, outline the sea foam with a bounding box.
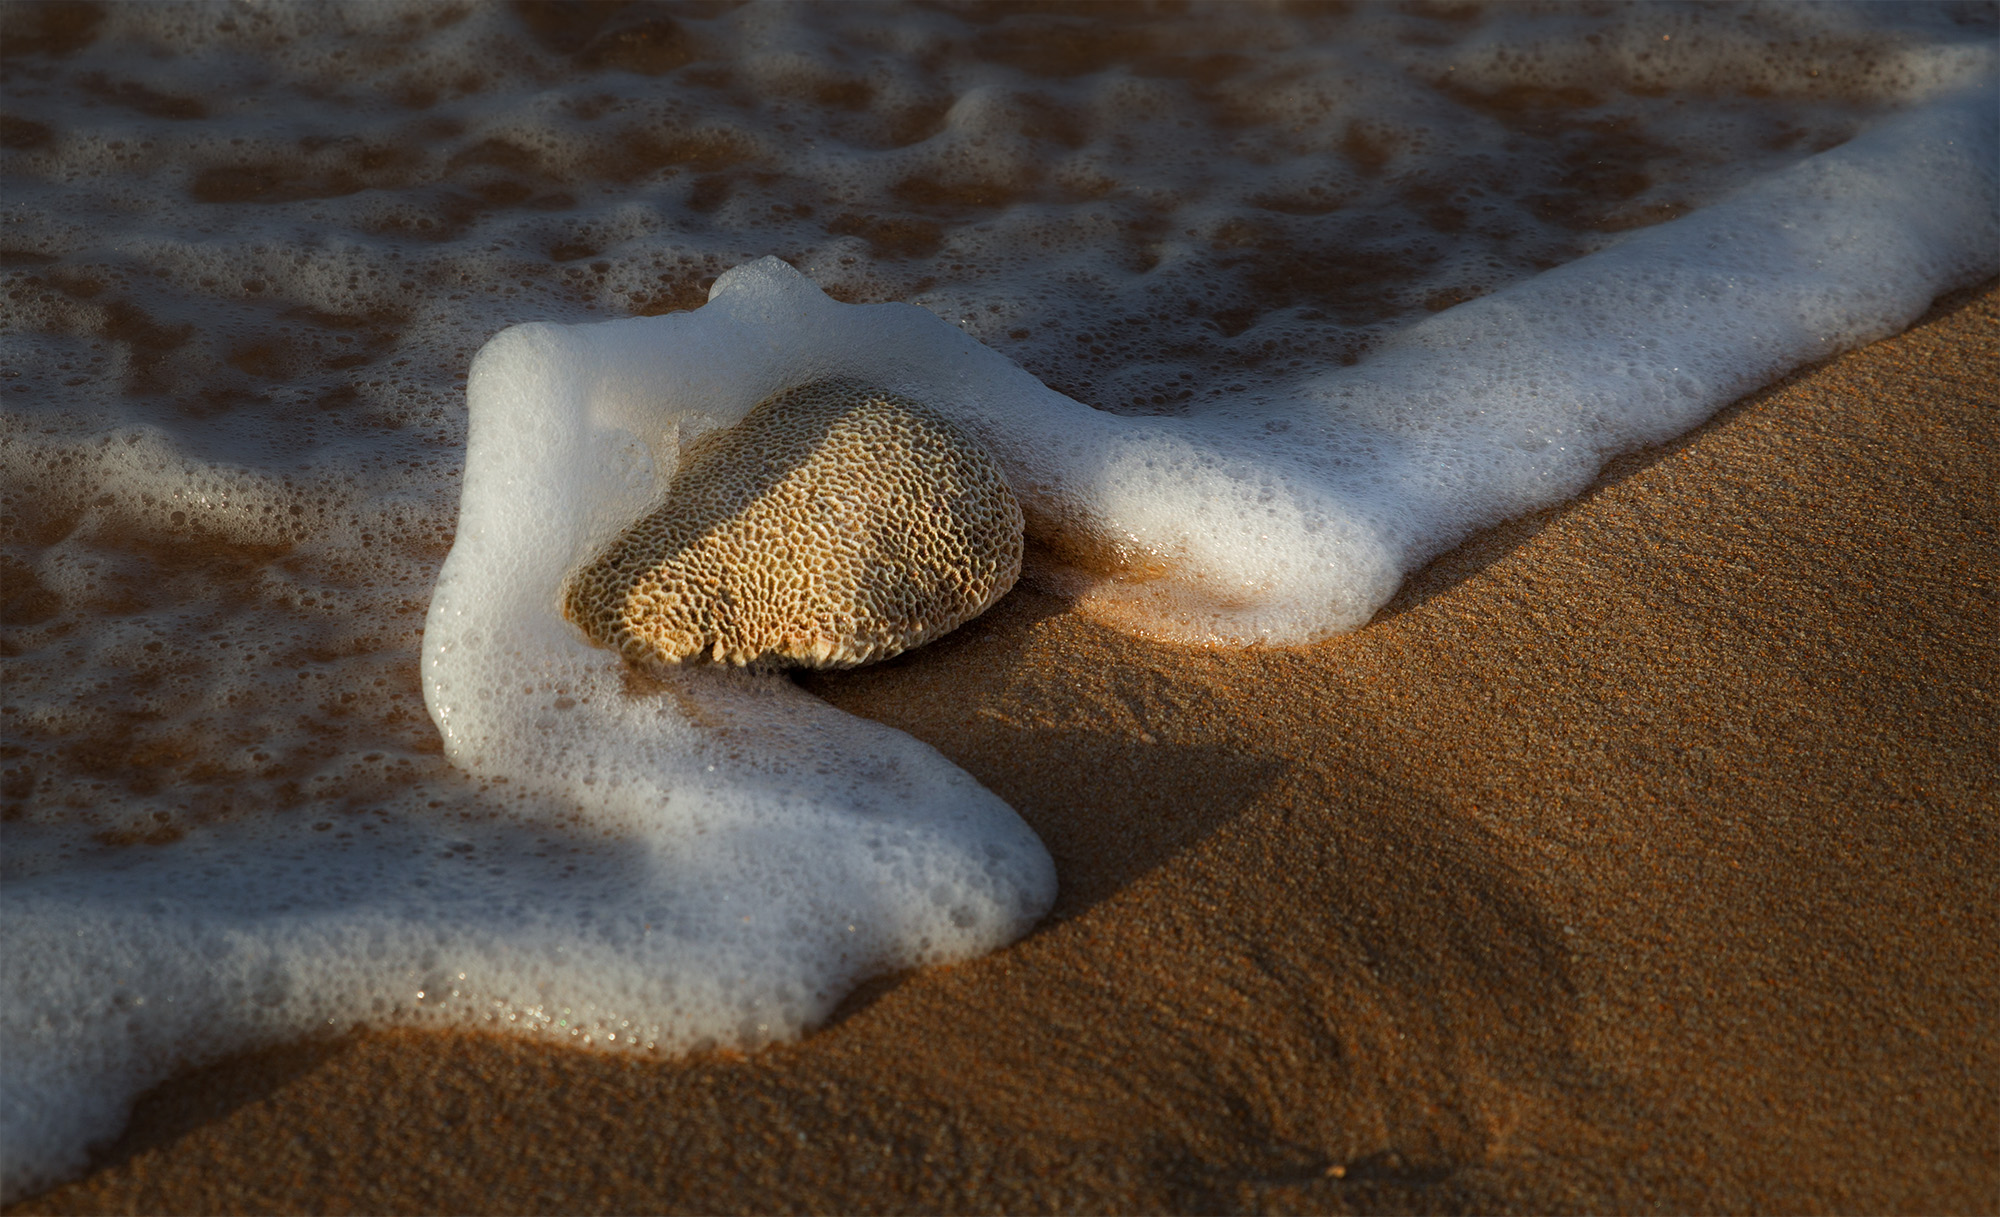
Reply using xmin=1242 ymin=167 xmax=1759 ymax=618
xmin=477 ymin=86 xmax=1997 ymax=652
xmin=3 ymin=310 xmax=1060 ymax=1198
xmin=4 ymin=627 xmax=1053 ymax=1201
xmin=1044 ymin=85 xmax=2000 ymax=642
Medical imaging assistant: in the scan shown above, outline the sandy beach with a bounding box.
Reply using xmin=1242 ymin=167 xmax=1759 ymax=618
xmin=13 ymin=280 xmax=1997 ymax=1214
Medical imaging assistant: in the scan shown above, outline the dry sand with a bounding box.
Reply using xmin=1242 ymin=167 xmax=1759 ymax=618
xmin=13 ymin=283 xmax=1997 ymax=1215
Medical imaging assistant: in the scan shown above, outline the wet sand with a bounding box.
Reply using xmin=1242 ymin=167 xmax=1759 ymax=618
xmin=13 ymin=282 xmax=1997 ymax=1215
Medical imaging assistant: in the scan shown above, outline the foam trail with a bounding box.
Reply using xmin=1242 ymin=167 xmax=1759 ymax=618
xmin=1 ymin=680 xmax=1052 ymax=1202
xmin=449 ymin=89 xmax=1996 ymax=654
xmin=1038 ymin=87 xmax=2000 ymax=642
xmin=3 ymin=341 xmax=1057 ymax=1207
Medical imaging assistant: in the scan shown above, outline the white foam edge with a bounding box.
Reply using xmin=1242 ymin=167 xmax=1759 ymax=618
xmin=0 ymin=298 xmax=1067 ymax=1201
xmin=1073 ymin=84 xmax=1998 ymax=644
xmin=438 ymin=88 xmax=1996 ymax=652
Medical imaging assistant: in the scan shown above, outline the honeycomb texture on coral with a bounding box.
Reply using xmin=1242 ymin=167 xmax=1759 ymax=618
xmin=564 ymin=380 xmax=1024 ymax=670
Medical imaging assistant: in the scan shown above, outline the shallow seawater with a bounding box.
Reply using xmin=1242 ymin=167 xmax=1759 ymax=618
xmin=1 ymin=0 xmax=1995 ymax=1201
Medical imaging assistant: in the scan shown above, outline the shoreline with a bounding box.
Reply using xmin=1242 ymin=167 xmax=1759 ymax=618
xmin=14 ymin=281 xmax=1997 ymax=1215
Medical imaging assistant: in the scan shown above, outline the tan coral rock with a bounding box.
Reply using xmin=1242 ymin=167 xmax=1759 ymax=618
xmin=563 ymin=379 xmax=1024 ymax=670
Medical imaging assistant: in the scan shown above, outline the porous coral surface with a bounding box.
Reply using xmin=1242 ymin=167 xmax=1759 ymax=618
xmin=564 ymin=380 xmax=1023 ymax=669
